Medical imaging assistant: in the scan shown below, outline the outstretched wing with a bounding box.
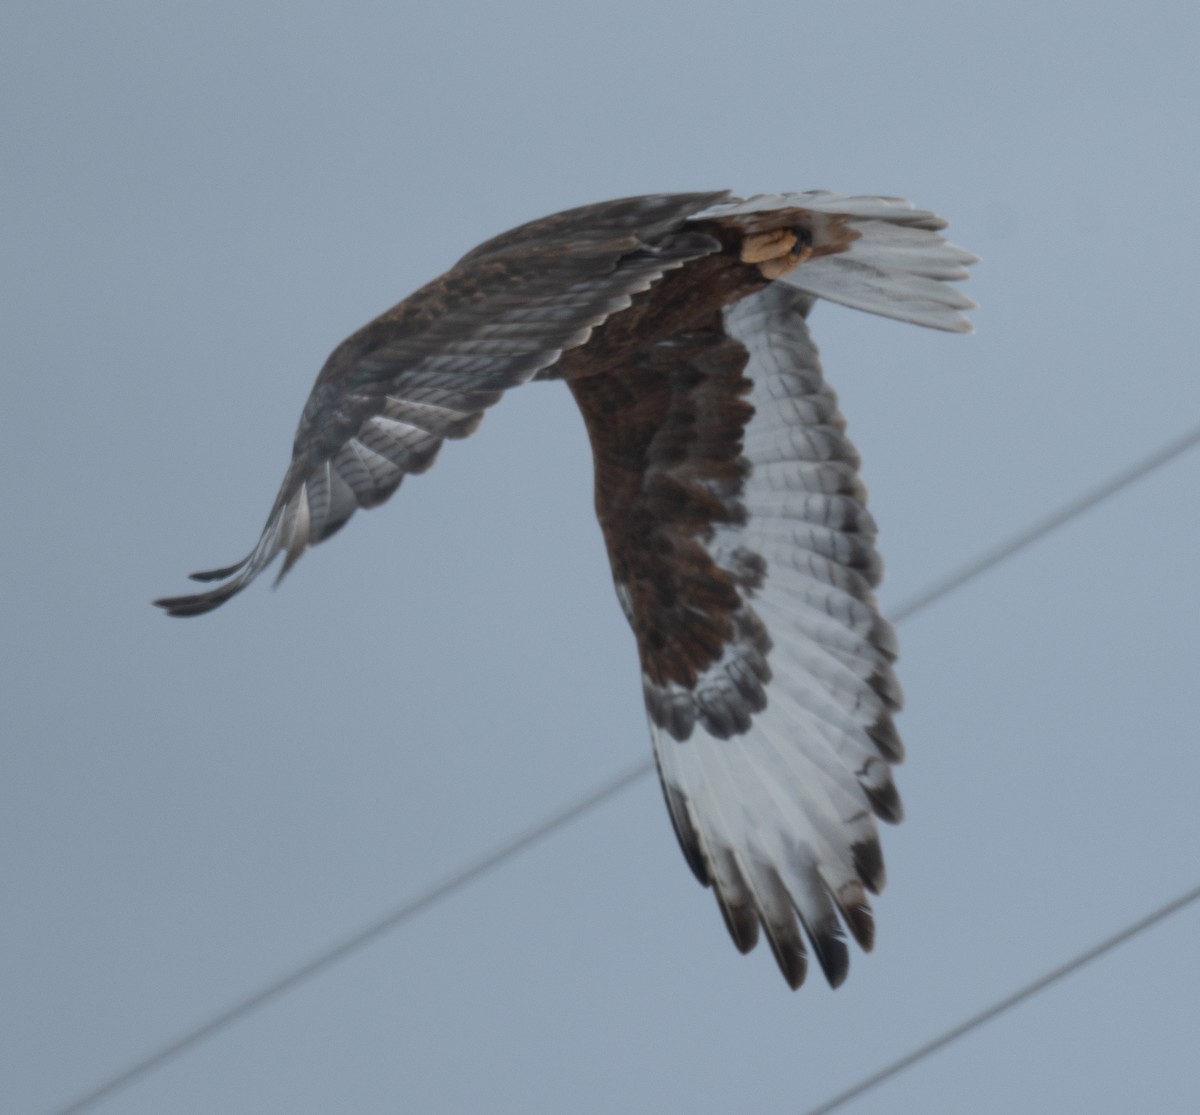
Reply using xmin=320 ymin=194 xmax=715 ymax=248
xmin=155 ymin=192 xmax=729 ymax=616
xmin=572 ymin=283 xmax=905 ymax=989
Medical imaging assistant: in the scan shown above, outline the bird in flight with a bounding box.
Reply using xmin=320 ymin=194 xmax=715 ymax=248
xmin=156 ymin=191 xmax=975 ymax=990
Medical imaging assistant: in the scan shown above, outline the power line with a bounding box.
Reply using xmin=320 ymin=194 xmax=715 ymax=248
xmin=889 ymin=422 xmax=1200 ymax=623
xmin=44 ymin=761 xmax=652 ymax=1115
xmin=48 ymin=421 xmax=1200 ymax=1115
xmin=799 ymin=882 xmax=1200 ymax=1115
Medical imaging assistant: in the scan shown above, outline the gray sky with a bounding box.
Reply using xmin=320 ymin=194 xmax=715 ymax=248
xmin=5 ymin=2 xmax=1199 ymax=1112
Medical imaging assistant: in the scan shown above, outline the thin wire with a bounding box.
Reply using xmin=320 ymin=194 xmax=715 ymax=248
xmin=49 ymin=421 xmax=1200 ymax=1115
xmin=46 ymin=761 xmax=653 ymax=1115
xmin=799 ymin=883 xmax=1200 ymax=1115
xmin=890 ymin=422 xmax=1200 ymax=623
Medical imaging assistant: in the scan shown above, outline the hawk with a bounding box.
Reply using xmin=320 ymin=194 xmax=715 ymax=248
xmin=156 ymin=191 xmax=975 ymax=989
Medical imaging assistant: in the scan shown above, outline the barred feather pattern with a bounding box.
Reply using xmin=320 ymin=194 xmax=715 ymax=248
xmin=645 ymin=284 xmax=904 ymax=989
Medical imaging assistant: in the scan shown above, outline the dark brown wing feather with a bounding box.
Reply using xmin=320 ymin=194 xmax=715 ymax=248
xmin=155 ymin=193 xmax=729 ymax=616
xmin=568 ymin=311 xmax=760 ymax=696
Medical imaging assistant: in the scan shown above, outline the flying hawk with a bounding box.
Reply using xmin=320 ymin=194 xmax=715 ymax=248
xmin=156 ymin=191 xmax=975 ymax=989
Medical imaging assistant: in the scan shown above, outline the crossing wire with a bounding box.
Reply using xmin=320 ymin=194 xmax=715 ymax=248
xmin=47 ymin=420 xmax=1200 ymax=1115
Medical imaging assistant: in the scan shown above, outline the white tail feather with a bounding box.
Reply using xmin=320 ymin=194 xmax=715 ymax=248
xmin=693 ymin=191 xmax=978 ymax=332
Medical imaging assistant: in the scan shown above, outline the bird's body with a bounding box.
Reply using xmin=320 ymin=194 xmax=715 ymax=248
xmin=157 ymin=191 xmax=975 ymax=989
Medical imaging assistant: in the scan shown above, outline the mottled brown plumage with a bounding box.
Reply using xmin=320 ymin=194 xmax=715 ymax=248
xmin=569 ymin=316 xmax=758 ymax=691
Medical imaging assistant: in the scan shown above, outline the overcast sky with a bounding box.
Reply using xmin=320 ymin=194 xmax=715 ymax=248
xmin=4 ymin=2 xmax=1199 ymax=1113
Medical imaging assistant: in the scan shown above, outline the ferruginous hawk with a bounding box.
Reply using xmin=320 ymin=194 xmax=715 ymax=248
xmin=156 ymin=191 xmax=975 ymax=989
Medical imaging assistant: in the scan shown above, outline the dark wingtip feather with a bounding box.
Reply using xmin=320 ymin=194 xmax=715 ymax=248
xmin=714 ymin=892 xmax=760 ymax=955
xmin=188 ymin=556 xmax=251 ymax=583
xmin=852 ymin=838 xmax=887 ymax=895
xmin=659 ymin=782 xmax=709 ymax=886
xmin=706 ymin=847 xmax=761 ymax=953
xmin=808 ymin=928 xmax=850 ymax=989
xmin=868 ymin=712 xmax=905 ymax=763
xmin=153 ymin=578 xmax=245 ymax=617
xmin=865 ymin=779 xmax=904 ymax=824
xmin=763 ymin=919 xmax=809 ymax=991
xmin=839 ymin=897 xmax=876 ymax=952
